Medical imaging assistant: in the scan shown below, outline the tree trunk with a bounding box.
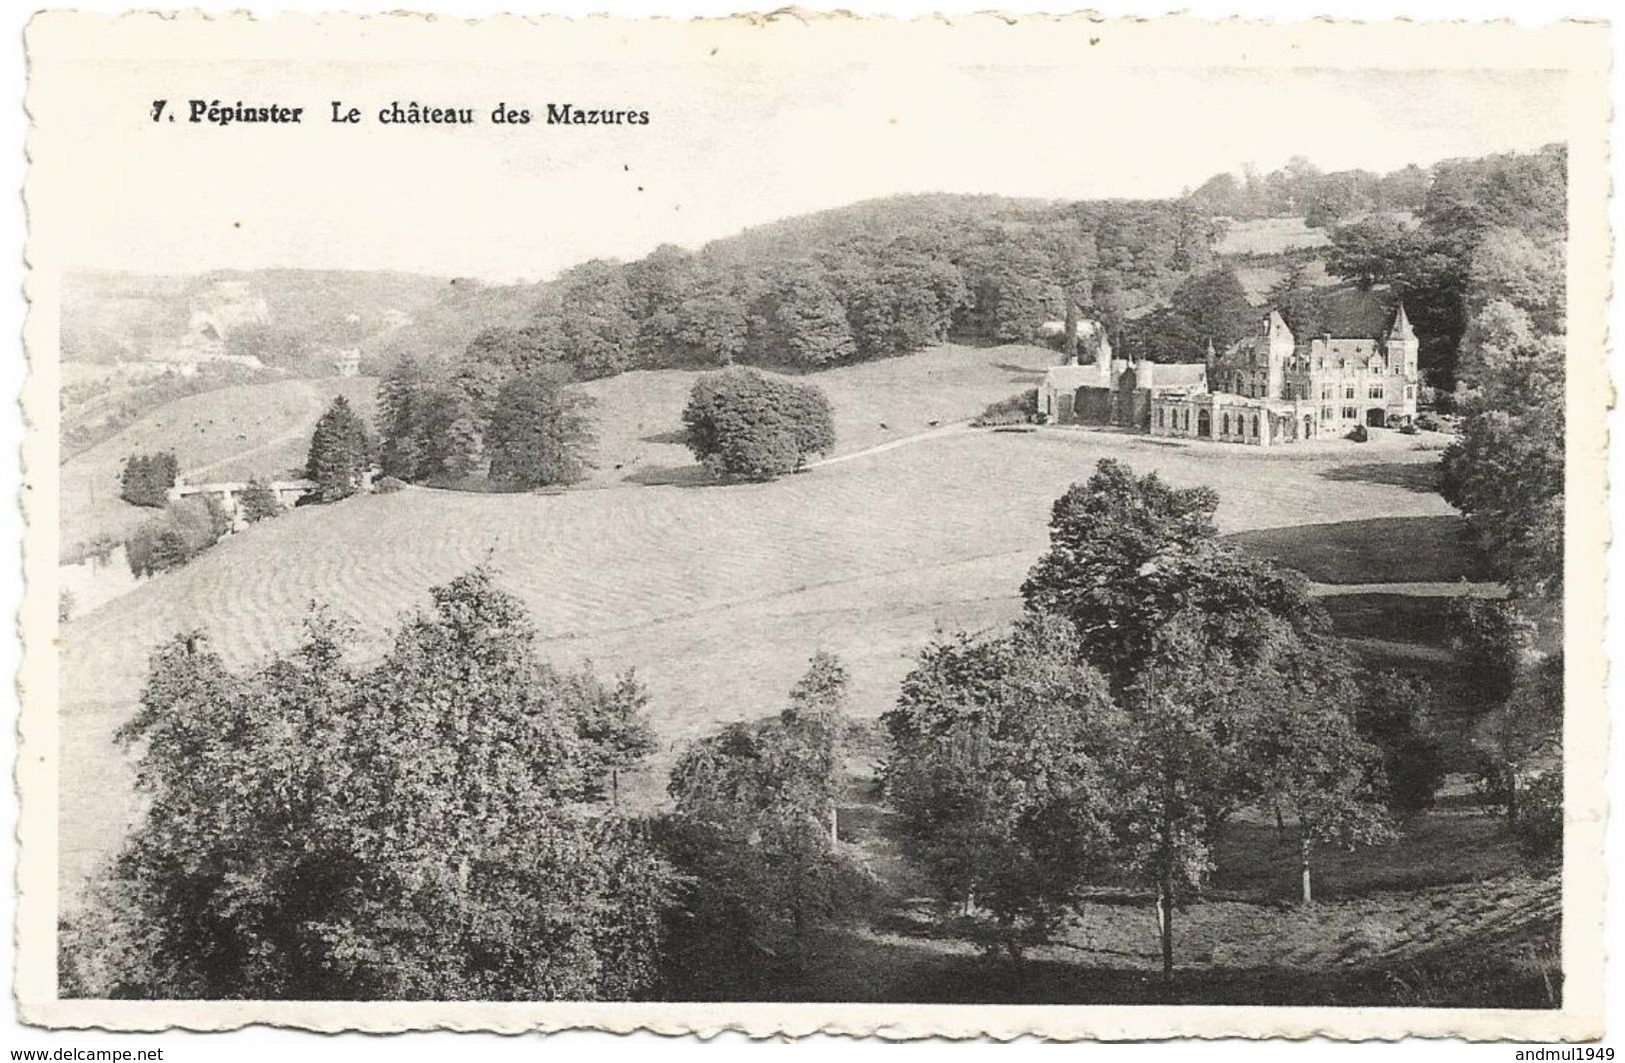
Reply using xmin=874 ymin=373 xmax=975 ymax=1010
xmin=1158 ymin=873 xmax=1175 ymax=985
xmin=791 ymin=902 xmax=807 ymax=972
xmin=1273 ymin=801 xmax=1285 ymax=834
xmin=1507 ymin=765 xmax=1521 ymax=825
xmin=611 ymin=767 xmax=620 ymax=809
xmin=1300 ymin=834 xmax=1313 ymax=906
xmin=829 ymin=802 xmax=839 ymax=846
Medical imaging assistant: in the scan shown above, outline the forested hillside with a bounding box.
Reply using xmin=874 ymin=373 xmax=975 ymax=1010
xmin=62 ymin=145 xmax=1566 ymax=489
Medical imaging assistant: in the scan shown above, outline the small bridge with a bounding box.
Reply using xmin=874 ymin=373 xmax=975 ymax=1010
xmin=166 ymin=478 xmax=315 ymax=522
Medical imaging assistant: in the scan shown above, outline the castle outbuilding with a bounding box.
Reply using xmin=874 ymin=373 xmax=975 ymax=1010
xmin=1038 ymin=323 xmax=1207 ymax=430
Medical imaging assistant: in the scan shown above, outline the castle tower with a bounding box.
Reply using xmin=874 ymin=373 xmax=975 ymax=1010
xmin=1264 ymin=310 xmax=1294 ymax=399
xmin=1386 ymin=302 xmax=1418 ymax=374
xmin=1135 ymin=357 xmax=1155 ymax=390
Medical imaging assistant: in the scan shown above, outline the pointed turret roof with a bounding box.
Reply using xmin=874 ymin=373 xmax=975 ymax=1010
xmin=1389 ymin=301 xmax=1416 ymax=341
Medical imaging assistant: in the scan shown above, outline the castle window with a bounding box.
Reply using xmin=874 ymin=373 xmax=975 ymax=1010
xmin=1344 ymin=386 xmax=1355 ymax=400
xmin=1320 ymin=385 xmax=1332 ymax=400
xmin=1406 ymin=385 xmax=1415 ymax=399
xmin=1252 ymin=415 xmax=1260 ymax=436
xmin=1222 ymin=413 xmax=1230 ymax=435
xmin=1342 ymin=406 xmax=1358 ymax=420
xmin=1322 ymin=405 xmax=1332 ymax=421
xmin=1368 ymin=384 xmax=1384 ymax=400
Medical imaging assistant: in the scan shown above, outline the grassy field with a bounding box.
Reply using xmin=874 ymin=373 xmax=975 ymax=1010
xmin=59 ymin=376 xmax=380 ymax=556
xmin=56 ymin=344 xmax=1548 ymax=1005
xmin=1213 ymin=216 xmax=1332 ymax=257
xmin=578 ymin=343 xmax=1054 ymax=486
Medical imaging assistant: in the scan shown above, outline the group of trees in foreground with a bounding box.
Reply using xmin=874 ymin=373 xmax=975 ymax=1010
xmin=62 ymin=457 xmax=1558 ymax=1001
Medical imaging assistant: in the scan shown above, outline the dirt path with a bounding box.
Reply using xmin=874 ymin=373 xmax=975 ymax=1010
xmin=1309 ymin=580 xmax=1505 ymax=598
xmin=804 ymin=422 xmax=972 ymax=470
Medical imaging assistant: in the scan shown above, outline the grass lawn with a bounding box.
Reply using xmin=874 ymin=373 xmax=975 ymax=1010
xmin=1213 ymin=216 xmax=1333 ymax=257
xmin=578 ymin=342 xmax=1055 ymax=487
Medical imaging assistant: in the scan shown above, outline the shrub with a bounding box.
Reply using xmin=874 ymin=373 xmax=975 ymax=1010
xmin=682 ymin=368 xmax=835 ymax=480
xmin=972 ymin=388 xmax=1040 ymax=427
xmin=237 ymin=478 xmax=283 ymax=523
xmin=1516 ymin=769 xmax=1563 ymax=863
xmin=1415 ymin=412 xmax=1444 ymax=432
xmin=1356 ymin=672 xmax=1447 ymax=817
xmin=1346 ymin=424 xmax=1369 ymax=443
xmin=1399 ymin=422 xmax=1420 ymax=436
xmin=124 ymin=497 xmax=229 ymax=578
xmin=118 ymin=452 xmax=180 ymax=508
xmin=374 ymin=475 xmax=407 ymax=494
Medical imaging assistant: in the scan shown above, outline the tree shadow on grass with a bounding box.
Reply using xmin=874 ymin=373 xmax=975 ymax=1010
xmin=1320 ymin=461 xmax=1441 ymax=494
xmin=993 ymin=362 xmax=1048 ymax=382
xmin=622 ymin=463 xmax=717 ymax=487
xmin=725 ymin=927 xmax=1554 ymax=1005
xmin=1227 ymin=515 xmax=1491 ymax=584
xmin=688 ymin=918 xmax=1561 ymax=1005
xmin=639 ymin=428 xmax=689 ymax=446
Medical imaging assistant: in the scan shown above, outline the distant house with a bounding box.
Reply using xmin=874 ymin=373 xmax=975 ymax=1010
xmin=332 ymin=348 xmax=362 ymax=377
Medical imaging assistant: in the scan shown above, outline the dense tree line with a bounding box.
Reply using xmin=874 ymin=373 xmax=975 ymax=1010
xmin=377 ymin=349 xmax=596 ymax=490
xmin=1423 ymin=146 xmax=1565 ymax=839
xmin=60 ymin=567 xmax=865 ymax=1001
xmin=1187 ymin=156 xmax=1432 ymax=227
xmin=1117 ymin=265 xmax=1257 ymax=363
xmin=118 ymin=451 xmax=179 ymax=508
xmin=375 ymin=196 xmax=1224 ymax=477
xmin=1319 ymin=144 xmax=1566 ymax=389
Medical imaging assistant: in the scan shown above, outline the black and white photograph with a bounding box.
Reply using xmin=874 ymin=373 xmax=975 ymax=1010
xmin=10 ymin=7 xmax=1613 ymax=1045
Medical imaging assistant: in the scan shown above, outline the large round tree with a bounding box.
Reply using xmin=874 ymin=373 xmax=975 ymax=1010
xmin=681 ymin=367 xmax=835 ymax=481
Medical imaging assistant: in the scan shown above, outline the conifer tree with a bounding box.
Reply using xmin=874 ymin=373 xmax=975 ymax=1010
xmin=304 ymin=396 xmax=374 ymax=502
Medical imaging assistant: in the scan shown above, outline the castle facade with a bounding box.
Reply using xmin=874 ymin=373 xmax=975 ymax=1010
xmin=1151 ymin=305 xmax=1418 ymax=446
xmin=1039 ymin=305 xmax=1419 ymax=447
